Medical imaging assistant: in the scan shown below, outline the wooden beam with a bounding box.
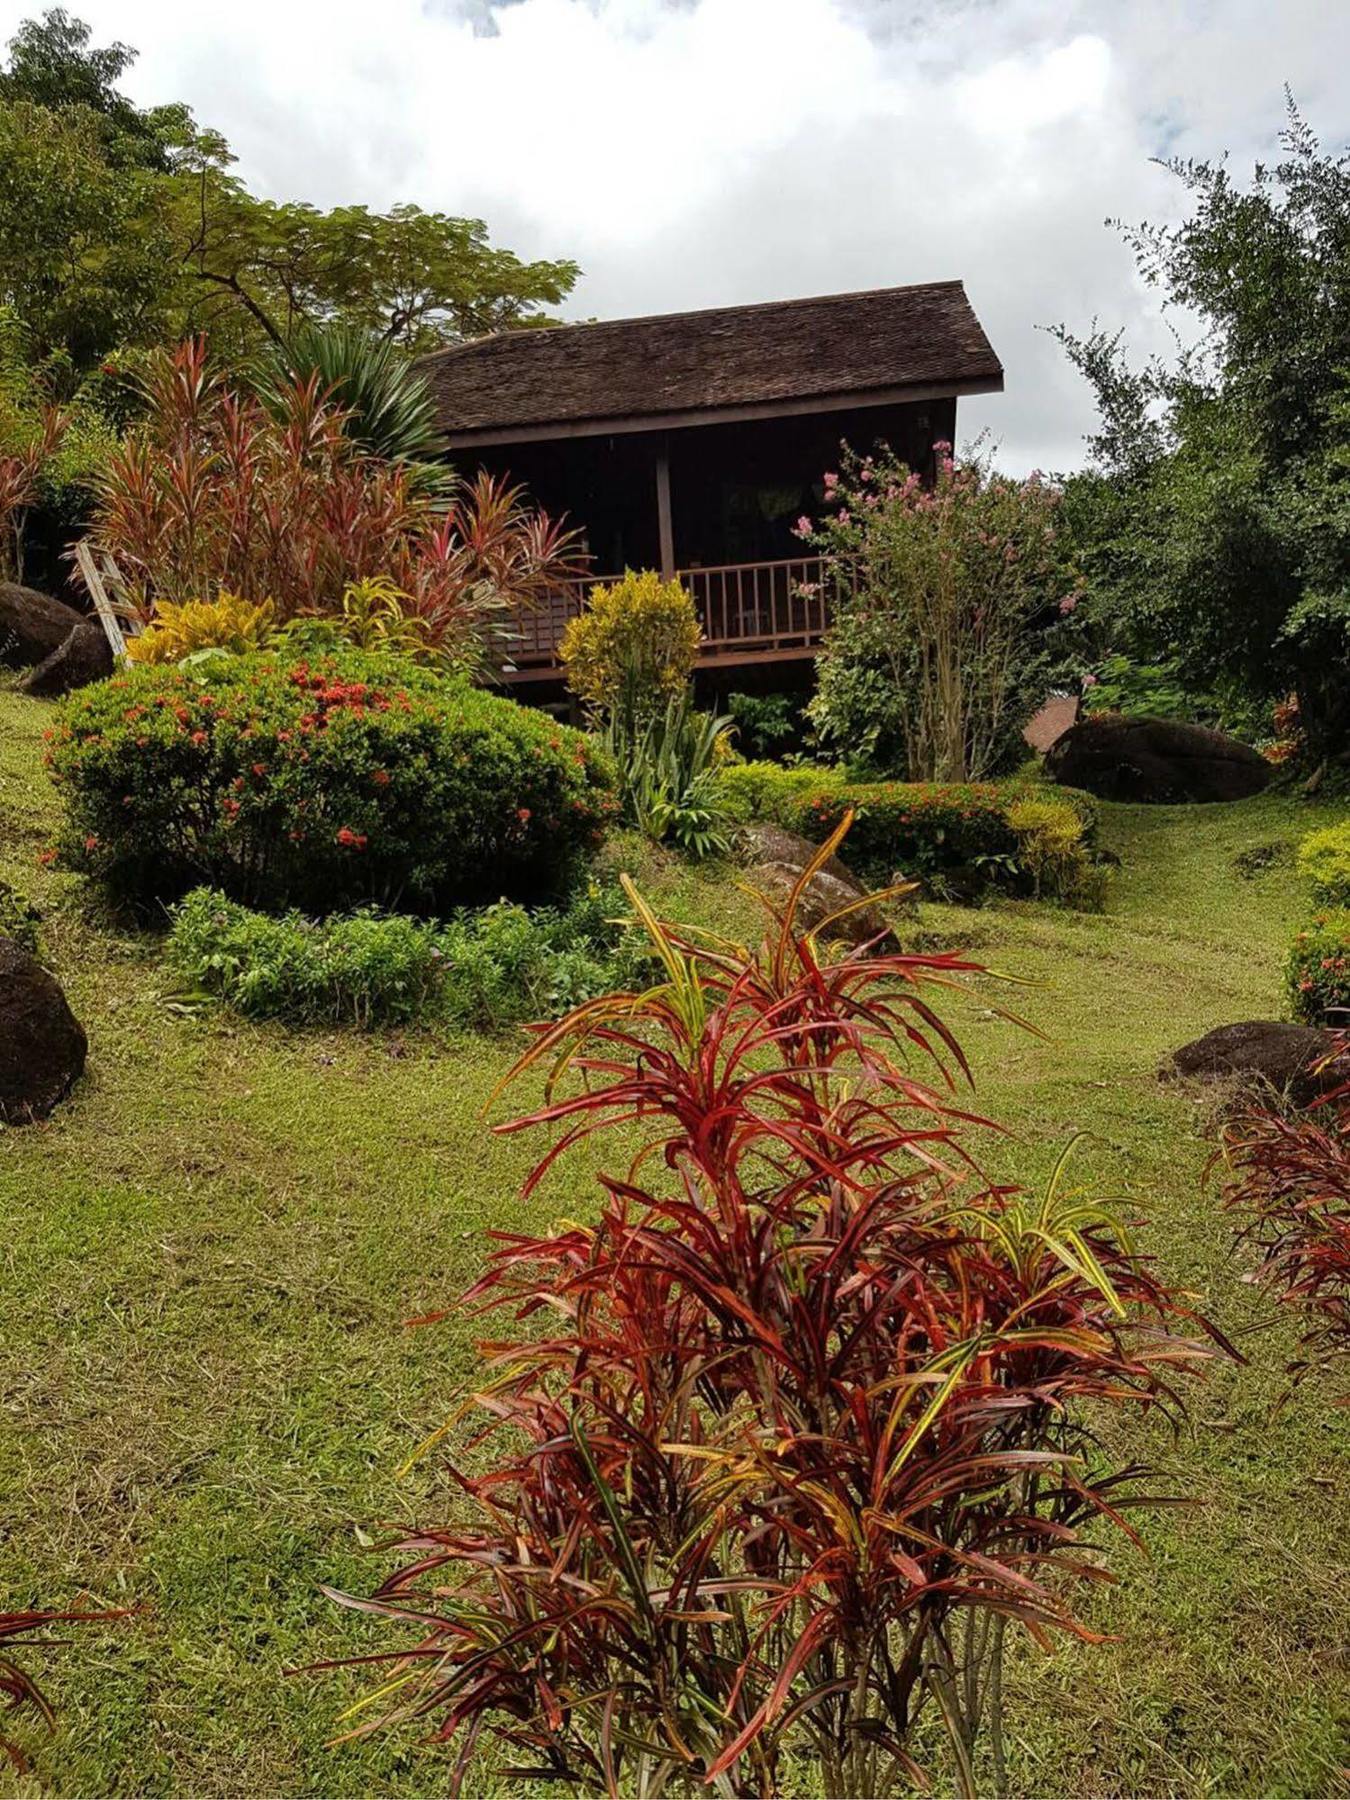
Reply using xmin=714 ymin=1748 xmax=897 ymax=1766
xmin=655 ymin=439 xmax=674 ymax=579
xmin=438 ymin=374 xmax=1004 ymax=449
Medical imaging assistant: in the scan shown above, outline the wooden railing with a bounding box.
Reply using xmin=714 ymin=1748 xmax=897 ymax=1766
xmin=502 ymin=556 xmax=837 ymax=682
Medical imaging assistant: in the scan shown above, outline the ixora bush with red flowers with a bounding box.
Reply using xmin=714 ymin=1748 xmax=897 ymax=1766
xmin=320 ymin=828 xmax=1218 ymax=1796
xmin=1287 ymin=911 xmax=1350 ymax=1025
xmin=1222 ymin=1051 xmax=1350 ymax=1395
xmin=45 ymin=651 xmax=615 ymax=913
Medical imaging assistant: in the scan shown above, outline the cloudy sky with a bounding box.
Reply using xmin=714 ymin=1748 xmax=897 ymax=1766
xmin=3 ymin=0 xmax=1346 ymax=470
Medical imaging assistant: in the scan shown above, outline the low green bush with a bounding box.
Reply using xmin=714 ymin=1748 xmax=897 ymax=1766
xmin=47 ymin=651 xmax=616 ymax=914
xmin=168 ymin=889 xmax=447 ymax=1025
xmin=168 ymin=883 xmax=650 ymax=1031
xmin=721 ymin=760 xmax=1101 ymax=902
xmin=0 ymin=879 xmax=42 ymax=956
xmin=1288 ymin=911 xmax=1350 ymax=1025
xmin=1297 ymin=821 xmax=1350 ymax=906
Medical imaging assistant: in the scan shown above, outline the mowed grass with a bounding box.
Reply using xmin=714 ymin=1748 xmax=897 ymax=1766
xmin=1 ymin=685 xmax=1347 ymax=1797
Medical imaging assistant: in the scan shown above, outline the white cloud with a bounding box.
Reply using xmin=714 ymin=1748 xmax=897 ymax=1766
xmin=2 ymin=0 xmax=1347 ymax=470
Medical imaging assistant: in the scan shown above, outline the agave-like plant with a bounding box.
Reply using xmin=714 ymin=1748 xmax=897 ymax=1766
xmin=608 ymin=694 xmax=735 ymax=857
xmin=253 ymin=321 xmax=445 ymax=476
xmin=322 ymin=820 xmax=1223 ymax=1797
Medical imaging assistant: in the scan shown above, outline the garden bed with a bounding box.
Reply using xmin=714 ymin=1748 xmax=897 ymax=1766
xmin=0 ymin=689 xmax=1346 ymax=1796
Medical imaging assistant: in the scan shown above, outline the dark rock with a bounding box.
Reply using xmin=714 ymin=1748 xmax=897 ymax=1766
xmin=739 ymin=821 xmax=859 ymax=886
xmin=1045 ymin=714 xmax=1272 ymax=804
xmin=1166 ymin=1021 xmax=1341 ymax=1106
xmin=0 ymin=581 xmax=84 ymax=669
xmin=748 ymin=863 xmax=894 ymax=948
xmin=17 ymin=619 xmax=114 ymax=697
xmin=741 ymin=820 xmax=898 ymax=946
xmin=0 ymin=939 xmax=87 ymax=1123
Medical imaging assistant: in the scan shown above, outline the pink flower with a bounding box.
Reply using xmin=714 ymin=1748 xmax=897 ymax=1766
xmin=823 ymin=471 xmax=839 ymax=492
xmin=1058 ymin=595 xmax=1078 ymax=615
xmin=1082 ymin=673 xmax=1099 ymax=688
xmin=794 ymin=515 xmax=813 ymax=537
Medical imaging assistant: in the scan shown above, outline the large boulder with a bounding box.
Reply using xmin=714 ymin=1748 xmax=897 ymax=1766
xmin=17 ymin=619 xmax=114 ymax=697
xmin=1166 ymin=1021 xmax=1342 ymax=1106
xmin=0 ymin=939 xmax=87 ymax=1123
xmin=739 ymin=821 xmax=858 ymax=886
xmin=1045 ymin=714 xmax=1271 ymax=804
xmin=741 ymin=823 xmax=897 ymax=948
xmin=0 ymin=581 xmax=85 ymax=669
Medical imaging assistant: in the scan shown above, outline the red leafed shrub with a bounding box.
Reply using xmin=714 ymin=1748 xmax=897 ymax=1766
xmin=89 ymin=338 xmax=584 ymax=671
xmin=323 ymin=824 xmax=1219 ymax=1796
xmin=1 ymin=1606 xmax=117 ymax=1770
xmin=1222 ymin=1049 xmax=1350 ymax=1394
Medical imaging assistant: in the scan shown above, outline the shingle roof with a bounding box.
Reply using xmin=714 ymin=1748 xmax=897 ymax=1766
xmin=419 ymin=280 xmax=1001 ymax=443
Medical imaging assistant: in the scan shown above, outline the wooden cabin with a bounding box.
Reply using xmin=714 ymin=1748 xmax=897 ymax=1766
xmin=418 ymin=280 xmax=1003 ymax=685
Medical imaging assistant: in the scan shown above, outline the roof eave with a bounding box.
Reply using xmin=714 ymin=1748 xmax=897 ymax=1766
xmin=437 ymin=371 xmax=1004 ymax=451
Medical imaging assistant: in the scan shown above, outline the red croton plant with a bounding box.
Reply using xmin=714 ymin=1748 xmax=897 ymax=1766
xmin=89 ymin=337 xmax=585 ymax=671
xmin=324 ymin=824 xmax=1221 ymax=1797
xmin=1222 ymin=1043 xmax=1350 ymax=1398
xmin=1 ymin=1607 xmax=113 ymax=1771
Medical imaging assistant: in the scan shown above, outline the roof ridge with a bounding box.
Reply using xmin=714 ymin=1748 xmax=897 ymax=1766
xmin=417 ymin=279 xmax=970 ymax=365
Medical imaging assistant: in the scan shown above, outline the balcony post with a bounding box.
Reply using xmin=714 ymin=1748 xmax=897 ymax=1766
xmin=655 ymin=436 xmax=675 ymax=579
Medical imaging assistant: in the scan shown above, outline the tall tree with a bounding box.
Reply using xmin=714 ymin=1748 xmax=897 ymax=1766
xmin=1058 ymin=99 xmax=1350 ymax=759
xmin=0 ymin=9 xmax=580 ymax=374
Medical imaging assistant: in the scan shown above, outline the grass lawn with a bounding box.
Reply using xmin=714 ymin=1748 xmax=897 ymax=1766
xmin=1 ymin=685 xmax=1347 ymax=1796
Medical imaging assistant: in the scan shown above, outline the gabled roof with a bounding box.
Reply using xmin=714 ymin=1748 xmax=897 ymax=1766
xmin=419 ymin=280 xmax=1002 ymax=446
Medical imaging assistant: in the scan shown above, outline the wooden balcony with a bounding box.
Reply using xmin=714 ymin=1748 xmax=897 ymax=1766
xmin=501 ymin=556 xmax=837 ymax=684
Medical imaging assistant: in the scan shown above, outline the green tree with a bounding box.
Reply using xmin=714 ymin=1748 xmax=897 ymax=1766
xmin=1057 ymin=99 xmax=1350 ymax=759
xmin=0 ymin=9 xmax=580 ymax=374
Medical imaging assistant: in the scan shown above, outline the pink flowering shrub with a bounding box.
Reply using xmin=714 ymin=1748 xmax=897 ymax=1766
xmin=45 ymin=652 xmax=616 ymax=913
xmin=1288 ymin=912 xmax=1350 ymax=1025
xmin=801 ymin=444 xmax=1083 ymax=780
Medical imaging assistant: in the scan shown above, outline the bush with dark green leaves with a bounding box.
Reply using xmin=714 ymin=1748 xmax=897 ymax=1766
xmin=47 ymin=651 xmax=617 ymax=914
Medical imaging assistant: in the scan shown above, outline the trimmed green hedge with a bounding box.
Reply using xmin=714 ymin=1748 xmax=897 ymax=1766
xmin=1297 ymin=821 xmax=1350 ymax=906
xmin=721 ymin=761 xmax=1101 ymax=901
xmin=47 ymin=651 xmax=617 ymax=913
xmin=1288 ymin=911 xmax=1350 ymax=1025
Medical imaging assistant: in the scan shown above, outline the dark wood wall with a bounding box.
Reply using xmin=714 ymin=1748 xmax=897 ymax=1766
xmin=455 ymin=395 xmax=956 ymax=576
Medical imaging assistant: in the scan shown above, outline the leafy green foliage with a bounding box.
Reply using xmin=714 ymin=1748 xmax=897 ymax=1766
xmin=608 ymin=693 xmax=735 ymax=857
xmin=0 ymin=876 xmax=41 ymax=954
xmin=804 ymin=445 xmax=1082 ymax=779
xmin=1057 ymin=102 xmax=1350 ymax=760
xmin=252 ymin=322 xmax=444 ymax=470
xmin=0 ymin=10 xmax=577 ymax=373
xmin=325 ymin=831 xmax=1216 ymax=1794
xmin=168 ymin=881 xmax=650 ymax=1031
xmin=47 ymin=650 xmax=616 ymax=913
xmin=726 ymin=688 xmax=800 ymax=759
xmin=168 ymin=889 xmax=448 ymax=1026
xmin=1287 ymin=911 xmax=1350 ymax=1024
xmin=1297 ymin=820 xmax=1350 ymax=905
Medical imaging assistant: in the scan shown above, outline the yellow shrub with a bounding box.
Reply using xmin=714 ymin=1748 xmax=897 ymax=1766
xmin=126 ymin=594 xmax=278 ymax=664
xmin=1007 ymin=794 xmax=1104 ymax=907
xmin=559 ymin=569 xmax=701 ymax=720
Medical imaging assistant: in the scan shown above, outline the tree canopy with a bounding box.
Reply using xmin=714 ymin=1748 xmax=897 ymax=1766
xmin=1058 ymin=98 xmax=1350 ymax=761
xmin=0 ymin=8 xmax=580 ymax=373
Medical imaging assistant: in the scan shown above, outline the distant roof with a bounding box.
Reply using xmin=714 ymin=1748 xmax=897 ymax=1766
xmin=419 ymin=280 xmax=1002 ymax=446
